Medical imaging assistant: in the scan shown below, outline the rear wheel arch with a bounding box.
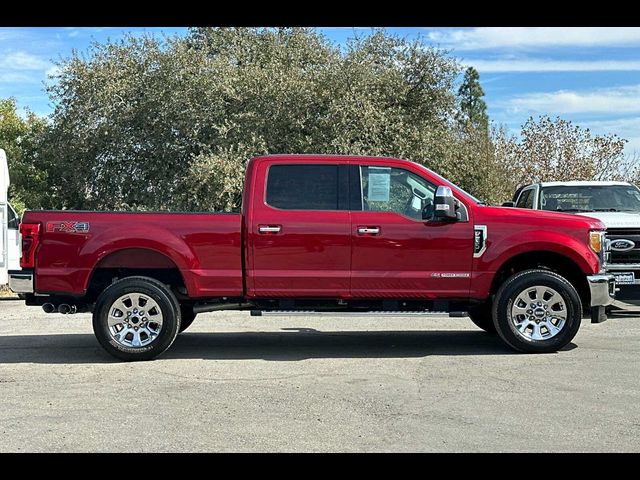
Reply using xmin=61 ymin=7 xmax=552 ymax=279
xmin=85 ymin=248 xmax=189 ymax=303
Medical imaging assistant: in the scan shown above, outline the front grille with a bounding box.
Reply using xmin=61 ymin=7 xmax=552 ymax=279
xmin=607 ymin=228 xmax=640 ymax=265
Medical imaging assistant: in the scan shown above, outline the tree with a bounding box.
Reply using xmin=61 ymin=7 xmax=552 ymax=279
xmin=38 ymin=28 xmax=463 ymax=212
xmin=457 ymin=67 xmax=488 ymax=132
xmin=493 ymin=115 xmax=638 ymax=199
xmin=0 ymin=98 xmax=48 ymax=213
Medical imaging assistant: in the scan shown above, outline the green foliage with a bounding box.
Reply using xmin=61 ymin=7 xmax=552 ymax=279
xmin=33 ymin=28 xmax=463 ymax=211
xmin=2 ymin=28 xmax=636 ymax=212
xmin=493 ymin=115 xmax=637 ymax=200
xmin=0 ymin=98 xmax=48 ymax=213
xmin=457 ymin=67 xmax=488 ymax=132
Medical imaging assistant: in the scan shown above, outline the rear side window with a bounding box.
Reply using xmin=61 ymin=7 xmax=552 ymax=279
xmin=516 ymin=189 xmax=534 ymax=208
xmin=266 ymin=164 xmax=342 ymax=210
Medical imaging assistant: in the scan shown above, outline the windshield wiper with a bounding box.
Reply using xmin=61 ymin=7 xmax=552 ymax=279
xmin=592 ymin=208 xmax=620 ymax=212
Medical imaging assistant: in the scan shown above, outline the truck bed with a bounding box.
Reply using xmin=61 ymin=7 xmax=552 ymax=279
xmin=23 ymin=210 xmax=243 ymax=297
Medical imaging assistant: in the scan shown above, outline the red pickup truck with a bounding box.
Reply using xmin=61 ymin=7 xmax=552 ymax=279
xmin=9 ymin=155 xmax=615 ymax=360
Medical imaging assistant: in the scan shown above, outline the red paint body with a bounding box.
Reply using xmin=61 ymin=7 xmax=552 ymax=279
xmin=22 ymin=155 xmax=606 ymax=302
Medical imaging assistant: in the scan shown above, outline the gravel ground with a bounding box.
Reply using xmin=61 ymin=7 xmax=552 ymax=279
xmin=0 ymin=299 xmax=639 ymax=452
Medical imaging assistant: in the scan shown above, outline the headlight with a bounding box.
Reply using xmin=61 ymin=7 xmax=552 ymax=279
xmin=589 ymin=230 xmax=605 ymax=253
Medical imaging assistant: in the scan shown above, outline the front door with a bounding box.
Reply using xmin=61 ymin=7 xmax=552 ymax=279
xmin=249 ymin=162 xmax=351 ymax=297
xmin=350 ymin=164 xmax=474 ymax=299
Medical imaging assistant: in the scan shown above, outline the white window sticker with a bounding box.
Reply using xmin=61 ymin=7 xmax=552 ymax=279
xmin=368 ymin=167 xmax=391 ymax=202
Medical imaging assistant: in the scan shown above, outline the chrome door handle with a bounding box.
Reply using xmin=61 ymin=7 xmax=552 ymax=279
xmin=357 ymin=227 xmax=380 ymax=235
xmin=259 ymin=225 xmax=281 ymax=234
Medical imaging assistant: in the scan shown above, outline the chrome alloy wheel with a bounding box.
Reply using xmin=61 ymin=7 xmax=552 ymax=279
xmin=510 ymin=285 xmax=567 ymax=341
xmin=107 ymin=293 xmax=164 ymax=348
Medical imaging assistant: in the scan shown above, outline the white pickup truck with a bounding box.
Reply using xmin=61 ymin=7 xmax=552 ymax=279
xmin=1 ymin=148 xmax=21 ymax=286
xmin=511 ymin=181 xmax=640 ymax=306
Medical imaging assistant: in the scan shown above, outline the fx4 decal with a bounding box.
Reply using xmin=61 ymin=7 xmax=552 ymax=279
xmin=46 ymin=221 xmax=90 ymax=233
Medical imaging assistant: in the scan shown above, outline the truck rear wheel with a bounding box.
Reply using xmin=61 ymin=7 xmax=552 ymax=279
xmin=492 ymin=269 xmax=582 ymax=353
xmin=92 ymin=276 xmax=181 ymax=361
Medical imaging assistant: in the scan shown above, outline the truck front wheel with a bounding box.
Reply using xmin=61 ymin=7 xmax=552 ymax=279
xmin=92 ymin=276 xmax=181 ymax=361
xmin=492 ymin=269 xmax=582 ymax=353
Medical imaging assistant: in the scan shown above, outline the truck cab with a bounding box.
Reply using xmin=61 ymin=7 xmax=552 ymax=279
xmin=1 ymin=148 xmax=21 ymax=286
xmin=512 ymin=181 xmax=640 ymax=306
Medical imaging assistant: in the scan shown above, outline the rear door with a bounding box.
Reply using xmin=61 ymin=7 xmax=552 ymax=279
xmin=248 ymin=161 xmax=351 ymax=297
xmin=350 ymin=163 xmax=474 ymax=299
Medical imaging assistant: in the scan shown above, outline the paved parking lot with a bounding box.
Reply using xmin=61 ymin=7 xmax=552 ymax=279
xmin=0 ymin=299 xmax=639 ymax=452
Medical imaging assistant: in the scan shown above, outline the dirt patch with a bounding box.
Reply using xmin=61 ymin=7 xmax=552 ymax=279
xmin=0 ymin=285 xmax=18 ymax=299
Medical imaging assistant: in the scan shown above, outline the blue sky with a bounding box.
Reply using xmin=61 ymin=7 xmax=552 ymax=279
xmin=2 ymin=26 xmax=640 ymax=154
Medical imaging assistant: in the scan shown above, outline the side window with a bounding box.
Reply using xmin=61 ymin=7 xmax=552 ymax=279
xmin=359 ymin=165 xmax=436 ymax=220
xmin=266 ymin=164 xmax=342 ymax=210
xmin=516 ymin=189 xmax=533 ymax=209
xmin=7 ymin=204 xmax=19 ymax=230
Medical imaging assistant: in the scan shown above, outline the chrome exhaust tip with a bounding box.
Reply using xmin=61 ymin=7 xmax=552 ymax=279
xmin=42 ymin=303 xmax=56 ymax=314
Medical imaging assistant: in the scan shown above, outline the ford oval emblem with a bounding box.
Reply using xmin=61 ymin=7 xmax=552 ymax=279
xmin=610 ymin=239 xmax=635 ymax=252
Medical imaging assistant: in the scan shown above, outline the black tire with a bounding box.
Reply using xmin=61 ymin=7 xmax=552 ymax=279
xmin=468 ymin=302 xmax=497 ymax=333
xmin=492 ymin=269 xmax=582 ymax=353
xmin=179 ymin=306 xmax=196 ymax=333
xmin=92 ymin=276 xmax=181 ymax=361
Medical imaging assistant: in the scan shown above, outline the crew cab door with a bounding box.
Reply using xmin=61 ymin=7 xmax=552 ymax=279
xmin=248 ymin=161 xmax=351 ymax=297
xmin=350 ymin=163 xmax=474 ymax=298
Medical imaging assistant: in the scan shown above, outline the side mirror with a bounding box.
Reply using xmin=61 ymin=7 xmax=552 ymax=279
xmin=502 ymin=201 xmax=515 ymax=207
xmin=430 ymin=186 xmax=458 ymax=221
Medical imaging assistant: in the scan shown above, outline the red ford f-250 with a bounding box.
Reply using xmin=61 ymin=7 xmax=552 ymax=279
xmin=9 ymin=155 xmax=616 ymax=360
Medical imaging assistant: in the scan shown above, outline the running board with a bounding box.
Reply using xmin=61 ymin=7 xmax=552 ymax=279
xmin=250 ymin=310 xmax=468 ymax=318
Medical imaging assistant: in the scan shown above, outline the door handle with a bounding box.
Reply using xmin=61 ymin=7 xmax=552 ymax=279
xmin=357 ymin=226 xmax=380 ymax=235
xmin=258 ymin=225 xmax=282 ymax=234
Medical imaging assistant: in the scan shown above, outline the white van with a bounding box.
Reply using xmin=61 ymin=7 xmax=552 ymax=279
xmin=1 ymin=148 xmax=21 ymax=286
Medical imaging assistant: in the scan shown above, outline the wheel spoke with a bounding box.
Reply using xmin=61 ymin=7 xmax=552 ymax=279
xmin=517 ymin=320 xmax=531 ymax=333
xmin=106 ymin=292 xmax=164 ymax=349
xmin=531 ymin=323 xmax=544 ymax=340
xmin=545 ymin=322 xmax=561 ymax=336
xmin=515 ymin=293 xmax=532 ymax=308
xmin=534 ymin=286 xmax=547 ymax=302
xmin=510 ymin=284 xmax=567 ymax=342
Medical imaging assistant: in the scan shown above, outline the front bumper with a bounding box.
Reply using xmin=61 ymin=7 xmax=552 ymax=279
xmin=8 ymin=269 xmax=34 ymax=294
xmin=587 ymin=273 xmax=615 ymax=307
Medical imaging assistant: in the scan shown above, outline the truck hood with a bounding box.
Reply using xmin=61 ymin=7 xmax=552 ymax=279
xmin=576 ymin=211 xmax=640 ymax=229
xmin=482 ymin=205 xmax=606 ymax=230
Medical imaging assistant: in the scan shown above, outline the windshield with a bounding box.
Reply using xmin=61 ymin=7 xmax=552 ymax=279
xmin=539 ymin=185 xmax=640 ymax=212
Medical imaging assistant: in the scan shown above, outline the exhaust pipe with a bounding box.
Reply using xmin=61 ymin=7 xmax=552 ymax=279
xmin=58 ymin=304 xmax=77 ymax=315
xmin=42 ymin=303 xmax=56 ymax=314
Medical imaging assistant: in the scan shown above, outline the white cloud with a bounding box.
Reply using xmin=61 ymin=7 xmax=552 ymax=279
xmin=428 ymin=27 xmax=640 ymax=50
xmin=469 ymin=58 xmax=640 ymax=72
xmin=0 ymin=72 xmax=37 ymax=83
xmin=0 ymin=52 xmax=51 ymax=70
xmin=501 ymin=85 xmax=640 ymax=115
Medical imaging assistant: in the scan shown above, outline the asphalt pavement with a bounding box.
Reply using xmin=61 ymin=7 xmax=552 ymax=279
xmin=0 ymin=299 xmax=639 ymax=452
